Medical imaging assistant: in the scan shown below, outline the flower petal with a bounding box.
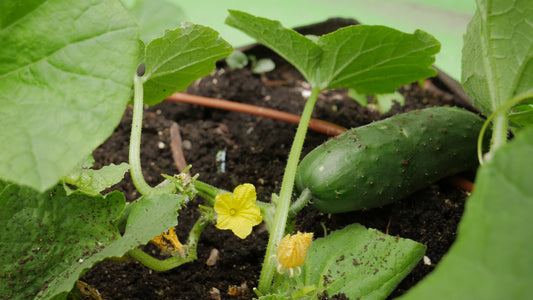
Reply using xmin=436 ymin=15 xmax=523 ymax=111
xmin=237 ymin=205 xmax=262 ymax=226
xmin=214 ymin=192 xmax=233 ymax=215
xmin=233 ymin=183 xmax=256 ymax=206
xmin=230 ymin=219 xmax=254 ymax=239
xmin=215 ymin=214 xmax=233 ymax=230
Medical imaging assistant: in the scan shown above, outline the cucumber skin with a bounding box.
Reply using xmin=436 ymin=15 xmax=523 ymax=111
xmin=295 ymin=106 xmax=486 ymax=213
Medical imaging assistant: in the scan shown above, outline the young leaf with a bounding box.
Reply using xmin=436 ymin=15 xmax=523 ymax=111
xmin=0 ymin=183 xmax=185 ymax=299
xmin=252 ymin=58 xmax=276 ymax=74
xmin=0 ymin=0 xmax=139 ymax=192
xmin=462 ymin=0 xmax=533 ymax=117
xmin=122 ymin=193 xmax=185 ymax=243
xmin=142 ymin=23 xmax=233 ymax=105
xmin=348 ymin=90 xmax=405 ymax=113
xmin=225 ymin=10 xmax=440 ymax=92
xmin=375 ymin=91 xmax=405 ymax=113
xmin=399 ymin=126 xmax=533 ymax=299
xmin=271 ymin=224 xmax=425 ymax=299
xmin=226 ymin=50 xmax=249 ymax=69
xmin=348 ymin=88 xmax=370 ymax=107
xmin=61 ymin=161 xmax=130 ymax=196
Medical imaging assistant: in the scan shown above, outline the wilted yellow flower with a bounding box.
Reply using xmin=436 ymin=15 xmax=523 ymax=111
xmin=150 ymin=227 xmax=186 ymax=257
xmin=276 ymin=231 xmax=313 ymax=277
xmin=214 ymin=183 xmax=262 ymax=239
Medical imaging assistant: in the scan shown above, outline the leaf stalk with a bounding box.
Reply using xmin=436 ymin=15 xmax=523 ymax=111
xmin=477 ymin=92 xmax=533 ymax=164
xmin=257 ymin=87 xmax=321 ymax=292
xmin=130 ymin=75 xmax=175 ymax=196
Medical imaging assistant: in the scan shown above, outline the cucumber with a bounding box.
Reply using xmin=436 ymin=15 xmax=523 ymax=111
xmin=295 ymin=106 xmax=486 ymax=213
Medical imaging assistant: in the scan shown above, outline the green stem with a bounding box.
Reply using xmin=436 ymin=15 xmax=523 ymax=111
xmin=127 ymin=247 xmax=193 ymax=272
xmin=194 ymin=180 xmax=228 ymax=206
xmin=186 ymin=209 xmax=214 ymax=248
xmin=128 ymin=210 xmax=214 ymax=272
xmin=288 ymin=188 xmax=312 ymax=218
xmin=130 ymin=75 xmax=175 ymax=196
xmin=476 ymin=92 xmax=533 ymax=164
xmin=257 ymin=87 xmax=321 ymax=292
xmin=490 ymin=110 xmax=508 ymax=152
xmin=130 ymin=75 xmax=155 ymax=196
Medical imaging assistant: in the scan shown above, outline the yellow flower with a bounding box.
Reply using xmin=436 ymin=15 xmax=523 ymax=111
xmin=276 ymin=231 xmax=313 ymax=277
xmin=214 ymin=183 xmax=262 ymax=239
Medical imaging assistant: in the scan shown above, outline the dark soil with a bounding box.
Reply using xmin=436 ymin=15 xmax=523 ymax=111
xmin=81 ymin=21 xmax=476 ymax=300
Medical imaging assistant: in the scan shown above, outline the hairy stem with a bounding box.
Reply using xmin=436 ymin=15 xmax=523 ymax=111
xmin=130 ymin=75 xmax=155 ymax=196
xmin=127 ymin=247 xmax=193 ymax=272
xmin=194 ymin=180 xmax=227 ymax=206
xmin=186 ymin=210 xmax=214 ymax=249
xmin=258 ymin=87 xmax=321 ymax=292
xmin=477 ymin=92 xmax=533 ymax=164
xmin=130 ymin=75 xmax=175 ymax=196
xmin=288 ymin=188 xmax=312 ymax=217
xmin=490 ymin=110 xmax=508 ymax=152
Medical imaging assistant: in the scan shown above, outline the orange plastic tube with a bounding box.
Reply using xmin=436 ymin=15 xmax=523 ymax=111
xmin=165 ymin=92 xmax=346 ymax=136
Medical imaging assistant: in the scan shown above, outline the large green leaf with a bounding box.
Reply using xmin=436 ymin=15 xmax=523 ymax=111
xmin=400 ymin=126 xmax=533 ymax=299
xmin=0 ymin=183 xmax=185 ymax=299
xmin=317 ymin=26 xmax=439 ymax=93
xmin=225 ymin=10 xmax=440 ymax=92
xmin=462 ymin=0 xmax=533 ymax=117
xmin=0 ymin=0 xmax=139 ymax=192
xmin=225 ymin=10 xmax=322 ymax=85
xmin=0 ymin=184 xmax=125 ymax=299
xmin=142 ymin=23 xmax=233 ymax=105
xmin=509 ymin=104 xmax=533 ymax=130
xmin=271 ymin=224 xmax=425 ymax=299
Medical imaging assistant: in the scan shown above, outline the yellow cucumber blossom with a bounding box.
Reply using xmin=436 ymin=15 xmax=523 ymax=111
xmin=214 ymin=183 xmax=262 ymax=239
xmin=275 ymin=231 xmax=313 ymax=277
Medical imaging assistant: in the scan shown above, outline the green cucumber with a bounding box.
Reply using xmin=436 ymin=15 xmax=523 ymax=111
xmin=295 ymin=106 xmax=487 ymax=213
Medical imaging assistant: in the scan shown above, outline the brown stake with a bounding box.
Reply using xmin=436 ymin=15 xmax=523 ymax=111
xmin=169 ymin=122 xmax=190 ymax=176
